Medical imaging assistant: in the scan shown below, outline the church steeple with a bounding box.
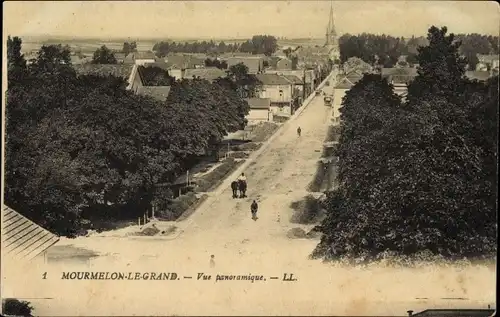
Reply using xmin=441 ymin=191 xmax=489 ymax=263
xmin=325 ymin=1 xmax=340 ymax=61
xmin=325 ymin=1 xmax=337 ymax=47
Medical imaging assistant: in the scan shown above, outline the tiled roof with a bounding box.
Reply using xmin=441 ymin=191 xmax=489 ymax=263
xmin=282 ymin=75 xmax=303 ymax=84
xmin=226 ymin=57 xmax=264 ymax=74
xmin=381 ymin=67 xmax=418 ymax=77
xmin=265 ymin=69 xmax=314 ymax=83
xmin=136 ymin=86 xmax=171 ymax=102
xmin=166 ymin=54 xmax=205 ymax=69
xmin=133 ymin=51 xmax=157 ymax=60
xmin=465 ymin=70 xmax=491 ymax=82
xmin=142 ymin=61 xmax=171 ymax=71
xmin=184 ymin=67 xmax=227 ymax=81
xmin=255 ymin=73 xmax=291 ymax=85
xmin=334 ymin=75 xmax=363 ymax=89
xmin=73 ymin=64 xmax=134 ymax=81
xmin=245 ymin=98 xmax=271 ymax=110
xmin=2 ymin=205 xmax=60 ymax=261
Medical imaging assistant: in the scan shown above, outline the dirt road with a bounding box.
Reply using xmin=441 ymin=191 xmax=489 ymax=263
xmin=2 ymin=72 xmax=496 ymax=316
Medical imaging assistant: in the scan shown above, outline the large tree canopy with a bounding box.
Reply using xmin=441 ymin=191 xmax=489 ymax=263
xmin=92 ymin=45 xmax=117 ymax=64
xmin=314 ymin=26 xmax=498 ymax=262
xmin=5 ymin=37 xmax=250 ymax=237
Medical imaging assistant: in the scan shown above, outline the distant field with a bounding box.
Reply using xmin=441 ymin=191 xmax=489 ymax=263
xmin=20 ymin=37 xmax=324 ymax=53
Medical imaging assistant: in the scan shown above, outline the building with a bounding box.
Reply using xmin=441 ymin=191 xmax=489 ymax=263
xmin=465 ymin=70 xmax=492 ymax=82
xmin=184 ymin=67 xmax=227 ymax=82
xmin=124 ymin=51 xmax=158 ymax=65
xmin=165 ymin=54 xmax=205 ymax=69
xmin=73 ymin=63 xmax=171 ymax=102
xmin=226 ymin=56 xmax=265 ymax=74
xmin=476 ymin=54 xmax=500 ymax=71
xmin=73 ymin=64 xmax=136 ymax=89
xmin=244 ymin=98 xmax=272 ymax=122
xmin=325 ymin=1 xmax=340 ymax=61
xmin=2 ymin=205 xmax=60 ymax=264
xmin=333 ymin=72 xmax=363 ymax=122
xmin=130 ymin=64 xmax=172 ymax=101
xmin=381 ymin=67 xmax=418 ymax=100
xmin=276 ymin=58 xmax=292 ymax=70
xmin=255 ymin=74 xmax=294 ymax=116
xmin=342 ymin=57 xmax=373 ymax=75
xmin=264 ymin=69 xmax=314 ymax=97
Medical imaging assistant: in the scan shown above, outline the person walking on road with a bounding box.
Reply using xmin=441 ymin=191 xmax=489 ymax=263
xmin=297 ymin=126 xmax=302 ymax=137
xmin=251 ymin=200 xmax=259 ymax=221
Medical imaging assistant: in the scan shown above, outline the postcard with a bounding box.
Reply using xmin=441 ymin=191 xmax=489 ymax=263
xmin=2 ymin=1 xmax=497 ymax=316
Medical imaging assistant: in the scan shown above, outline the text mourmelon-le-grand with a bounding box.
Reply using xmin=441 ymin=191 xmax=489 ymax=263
xmin=60 ymin=272 xmax=270 ymax=282
xmin=61 ymin=272 xmax=180 ymax=281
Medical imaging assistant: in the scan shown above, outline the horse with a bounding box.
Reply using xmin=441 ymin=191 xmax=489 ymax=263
xmin=231 ymin=181 xmax=239 ymax=198
xmin=238 ymin=179 xmax=247 ymax=198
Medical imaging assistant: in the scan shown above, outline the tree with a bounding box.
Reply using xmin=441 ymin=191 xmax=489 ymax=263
xmin=7 ymin=36 xmax=27 ymax=84
xmin=2 ymin=298 xmax=34 ymax=317
xmin=30 ymin=44 xmax=73 ymax=75
xmin=5 ymin=38 xmax=253 ymax=236
xmin=407 ymin=26 xmax=467 ymax=104
xmin=92 ymin=45 xmax=117 ymax=64
xmin=223 ymin=63 xmax=260 ymax=98
xmin=122 ymin=41 xmax=137 ymax=55
xmin=313 ymin=26 xmax=497 ymax=262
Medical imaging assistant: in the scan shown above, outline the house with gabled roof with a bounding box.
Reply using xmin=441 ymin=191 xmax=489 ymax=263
xmin=184 ymin=67 xmax=227 ymax=82
xmin=2 ymin=205 xmax=60 ymax=264
xmin=73 ymin=64 xmax=136 ymax=89
xmin=333 ymin=73 xmax=364 ymax=122
xmin=255 ymin=73 xmax=294 ymax=116
xmin=265 ymin=69 xmax=315 ymax=96
xmin=225 ymin=56 xmax=264 ymax=74
xmin=123 ymin=51 xmax=158 ymax=65
xmin=73 ymin=63 xmax=172 ymax=102
xmin=381 ymin=67 xmax=418 ymax=101
xmin=165 ymin=54 xmax=205 ymax=69
xmin=245 ymin=98 xmax=272 ymax=122
xmin=276 ymin=58 xmax=292 ymax=70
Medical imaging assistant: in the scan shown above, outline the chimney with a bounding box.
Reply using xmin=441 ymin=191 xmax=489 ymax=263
xmin=407 ymin=310 xmax=413 ymax=317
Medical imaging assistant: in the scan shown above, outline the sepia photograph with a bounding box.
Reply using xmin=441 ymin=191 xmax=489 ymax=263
xmin=1 ymin=1 xmax=498 ymax=316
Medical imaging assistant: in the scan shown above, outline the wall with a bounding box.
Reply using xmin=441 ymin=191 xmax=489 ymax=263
xmin=135 ymin=59 xmax=156 ymax=66
xmin=258 ymin=85 xmax=292 ymax=102
xmin=277 ymin=59 xmax=292 ymax=70
xmin=169 ymin=69 xmax=183 ymax=80
xmin=246 ymin=109 xmax=272 ymax=121
xmin=130 ymin=65 xmax=144 ymax=93
xmin=270 ymin=104 xmax=292 ymax=116
xmin=331 ymin=87 xmax=346 ymax=122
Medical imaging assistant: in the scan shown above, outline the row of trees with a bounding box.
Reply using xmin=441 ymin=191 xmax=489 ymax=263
xmin=5 ymin=36 xmax=250 ymax=237
xmin=153 ymin=35 xmax=279 ymax=57
xmin=314 ymin=26 xmax=498 ymax=262
xmin=339 ymin=32 xmax=499 ymax=69
xmin=204 ymin=58 xmax=228 ymax=69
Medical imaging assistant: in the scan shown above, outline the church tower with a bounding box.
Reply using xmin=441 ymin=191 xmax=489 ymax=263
xmin=325 ymin=1 xmax=340 ymax=61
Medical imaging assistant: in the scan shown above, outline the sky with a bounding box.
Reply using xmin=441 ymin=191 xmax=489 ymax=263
xmin=3 ymin=1 xmax=500 ymax=40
